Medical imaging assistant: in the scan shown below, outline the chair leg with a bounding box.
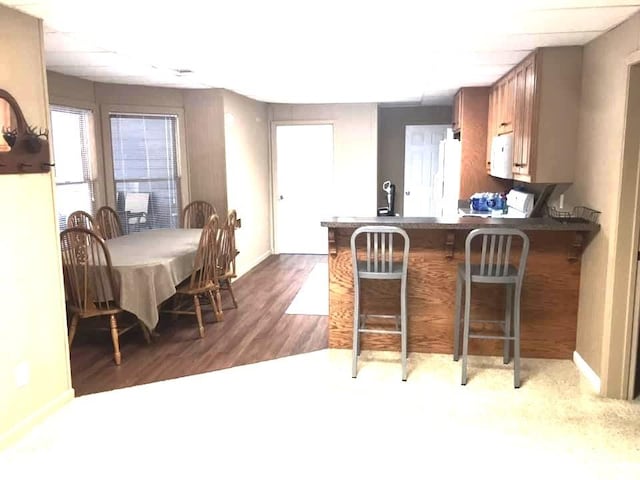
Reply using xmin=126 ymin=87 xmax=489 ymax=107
xmin=140 ymin=322 xmax=152 ymax=344
xmin=513 ymin=286 xmax=522 ymax=389
xmin=68 ymin=313 xmax=80 ymax=348
xmin=226 ymin=279 xmax=238 ymax=308
xmin=208 ymin=289 xmax=224 ymax=322
xmin=401 ymin=278 xmax=408 ymax=381
xmin=461 ymin=282 xmax=472 ymax=385
xmin=194 ymin=295 xmax=205 ymax=338
xmin=503 ymin=285 xmax=513 ymax=364
xmin=453 ymin=275 xmax=463 ymax=361
xmin=352 ymin=279 xmax=360 ymax=378
xmin=109 ymin=314 xmax=121 ymax=366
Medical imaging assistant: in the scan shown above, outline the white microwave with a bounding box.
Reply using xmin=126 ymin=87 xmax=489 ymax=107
xmin=490 ymin=133 xmax=514 ymax=179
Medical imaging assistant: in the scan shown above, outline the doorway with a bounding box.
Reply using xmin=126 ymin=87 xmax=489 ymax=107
xmin=403 ymin=125 xmax=449 ymax=216
xmin=273 ymin=123 xmax=334 ymax=254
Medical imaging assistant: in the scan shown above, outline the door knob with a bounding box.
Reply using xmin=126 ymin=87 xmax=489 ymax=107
xmin=405 ymin=191 xmax=410 ymax=196
xmin=279 ymin=195 xmax=284 ymax=200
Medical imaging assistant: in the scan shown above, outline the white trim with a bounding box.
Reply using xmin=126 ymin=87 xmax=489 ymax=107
xmin=573 ymin=351 xmax=601 ymax=394
xmin=0 ymin=388 xmax=74 ymax=451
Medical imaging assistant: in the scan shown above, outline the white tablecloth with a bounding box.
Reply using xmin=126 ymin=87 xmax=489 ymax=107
xmin=106 ymin=228 xmax=201 ymax=330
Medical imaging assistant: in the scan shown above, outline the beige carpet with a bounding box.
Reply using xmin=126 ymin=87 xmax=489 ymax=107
xmin=1 ymin=349 xmax=639 ymax=479
xmin=285 ymin=262 xmax=328 ymax=315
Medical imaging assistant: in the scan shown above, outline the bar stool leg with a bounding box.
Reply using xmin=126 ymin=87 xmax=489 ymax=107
xmin=352 ymin=278 xmax=360 ymax=378
xmin=453 ymin=275 xmax=463 ymax=361
xmin=503 ymin=284 xmax=513 ymax=365
xmin=513 ymin=284 xmax=522 ymax=388
xmin=401 ymin=277 xmax=408 ymax=381
xmin=461 ymin=281 xmax=472 ymax=385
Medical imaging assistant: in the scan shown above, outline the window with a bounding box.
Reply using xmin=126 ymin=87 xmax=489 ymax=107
xmin=109 ymin=113 xmax=181 ymax=232
xmin=50 ymin=105 xmax=95 ymax=231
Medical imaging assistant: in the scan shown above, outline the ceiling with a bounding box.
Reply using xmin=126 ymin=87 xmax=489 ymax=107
xmin=3 ymin=0 xmax=640 ymax=105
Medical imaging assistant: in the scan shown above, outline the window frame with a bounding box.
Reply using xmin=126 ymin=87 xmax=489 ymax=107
xmin=49 ymin=101 xmax=103 ymax=224
xmin=100 ymin=104 xmax=190 ymax=222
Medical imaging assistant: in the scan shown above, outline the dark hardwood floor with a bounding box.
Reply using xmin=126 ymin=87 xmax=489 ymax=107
xmin=69 ymin=254 xmax=328 ymax=396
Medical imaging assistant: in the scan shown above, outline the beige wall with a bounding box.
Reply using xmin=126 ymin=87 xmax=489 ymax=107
xmin=223 ymin=91 xmax=271 ymax=276
xmin=47 ymin=73 xmax=229 ymax=219
xmin=270 ymin=103 xmax=378 ymax=217
xmin=377 ymin=106 xmax=452 ymax=214
xmin=566 ymin=13 xmax=640 ymax=384
xmin=183 ymin=89 xmax=228 ymax=214
xmin=0 ymin=6 xmax=73 ymax=448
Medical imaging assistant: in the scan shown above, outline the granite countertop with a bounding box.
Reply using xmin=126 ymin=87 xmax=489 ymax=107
xmin=320 ymin=216 xmax=600 ymax=232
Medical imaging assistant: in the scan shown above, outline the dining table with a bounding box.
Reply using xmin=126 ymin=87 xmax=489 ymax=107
xmin=105 ymin=228 xmax=202 ymax=331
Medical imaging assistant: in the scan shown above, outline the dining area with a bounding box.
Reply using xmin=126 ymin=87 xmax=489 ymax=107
xmin=60 ymin=200 xmax=239 ymax=367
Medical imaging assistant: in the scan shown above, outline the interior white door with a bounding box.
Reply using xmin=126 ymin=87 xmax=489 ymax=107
xmin=403 ymin=125 xmax=448 ymax=216
xmin=275 ymin=124 xmax=333 ymax=254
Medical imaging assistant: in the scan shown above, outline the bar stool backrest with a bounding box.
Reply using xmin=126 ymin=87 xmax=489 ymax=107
xmin=350 ymin=226 xmax=410 ymax=277
xmin=465 ymin=228 xmax=529 ymax=283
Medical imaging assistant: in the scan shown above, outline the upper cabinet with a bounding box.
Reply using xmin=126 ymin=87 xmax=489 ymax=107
xmin=495 ymin=71 xmax=516 ymax=134
xmin=486 ymin=47 xmax=582 ymax=183
xmin=452 ymin=90 xmax=462 ymax=133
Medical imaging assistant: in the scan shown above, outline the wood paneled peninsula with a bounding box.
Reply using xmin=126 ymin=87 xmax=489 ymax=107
xmin=321 ymin=216 xmax=599 ymax=359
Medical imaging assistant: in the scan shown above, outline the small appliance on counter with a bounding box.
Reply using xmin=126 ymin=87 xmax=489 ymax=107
xmin=459 ymin=189 xmax=535 ymax=218
xmin=377 ymin=180 xmax=397 ymax=216
xmin=490 ymin=133 xmax=514 ymax=180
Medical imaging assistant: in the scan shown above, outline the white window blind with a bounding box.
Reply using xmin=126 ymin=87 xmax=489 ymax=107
xmin=110 ymin=113 xmax=181 ymax=232
xmin=50 ymin=105 xmax=95 ymax=231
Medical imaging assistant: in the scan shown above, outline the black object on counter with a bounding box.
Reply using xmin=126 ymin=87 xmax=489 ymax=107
xmin=377 ymin=180 xmax=396 ymax=216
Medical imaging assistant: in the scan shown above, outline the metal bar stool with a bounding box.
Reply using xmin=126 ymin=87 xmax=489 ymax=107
xmin=453 ymin=228 xmax=529 ymax=388
xmin=350 ymin=226 xmax=410 ymax=381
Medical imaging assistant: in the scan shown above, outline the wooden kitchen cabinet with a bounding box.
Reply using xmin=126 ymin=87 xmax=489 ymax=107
xmin=496 ymin=72 xmax=516 ymax=134
xmin=487 ymin=47 xmax=582 ymax=183
xmin=452 ymin=90 xmax=462 ymax=132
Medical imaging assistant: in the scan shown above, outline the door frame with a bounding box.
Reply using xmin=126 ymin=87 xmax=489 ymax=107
xmin=605 ymin=54 xmax=640 ymax=399
xmin=402 ymin=124 xmax=450 ymax=217
xmin=269 ymin=120 xmax=335 ymax=254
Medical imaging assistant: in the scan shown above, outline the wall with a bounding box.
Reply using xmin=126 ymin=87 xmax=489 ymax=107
xmin=565 ymin=13 xmax=640 ymax=389
xmin=183 ymin=90 xmax=227 ymax=214
xmin=47 ymin=73 xmax=229 ymax=221
xmin=0 ymin=6 xmax=73 ymax=448
xmin=377 ymin=105 xmax=451 ymax=213
xmin=270 ymin=103 xmax=378 ymax=217
xmin=222 ymin=90 xmax=271 ymax=276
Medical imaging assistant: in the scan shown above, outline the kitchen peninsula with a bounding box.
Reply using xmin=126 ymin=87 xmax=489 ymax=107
xmin=321 ymin=216 xmax=599 ymax=359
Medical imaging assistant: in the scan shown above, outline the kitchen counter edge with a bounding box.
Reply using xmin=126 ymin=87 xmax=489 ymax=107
xmin=320 ymin=216 xmax=600 ymax=232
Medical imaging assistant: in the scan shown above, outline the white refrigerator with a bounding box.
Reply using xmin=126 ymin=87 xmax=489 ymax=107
xmin=434 ymin=135 xmax=461 ymax=217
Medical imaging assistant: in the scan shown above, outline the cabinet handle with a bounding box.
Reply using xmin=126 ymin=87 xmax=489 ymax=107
xmin=514 ymin=163 xmax=524 ymax=167
xmin=500 ymin=122 xmax=510 ymax=127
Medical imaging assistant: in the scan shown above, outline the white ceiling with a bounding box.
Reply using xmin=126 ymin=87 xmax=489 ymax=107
xmin=3 ymin=0 xmax=640 ymax=105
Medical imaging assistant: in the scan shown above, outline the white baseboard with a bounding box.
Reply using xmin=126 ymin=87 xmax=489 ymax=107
xmin=0 ymin=388 xmax=74 ymax=451
xmin=235 ymin=250 xmax=272 ymax=280
xmin=573 ymin=351 xmax=601 ymax=394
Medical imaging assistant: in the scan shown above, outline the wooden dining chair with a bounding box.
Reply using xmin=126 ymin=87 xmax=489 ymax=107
xmin=181 ymin=200 xmax=217 ymax=228
xmin=161 ymin=215 xmax=223 ymax=337
xmin=60 ymin=227 xmax=150 ymax=365
xmin=67 ymin=210 xmax=97 ymax=231
xmin=217 ymin=209 xmax=239 ymax=309
xmin=95 ymin=206 xmax=123 ymax=240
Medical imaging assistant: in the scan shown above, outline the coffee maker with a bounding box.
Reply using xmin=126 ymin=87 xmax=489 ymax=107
xmin=377 ymin=180 xmax=396 ymax=216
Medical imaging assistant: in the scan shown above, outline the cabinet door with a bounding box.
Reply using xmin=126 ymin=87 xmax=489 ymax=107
xmin=515 ymin=56 xmax=536 ymax=177
xmin=498 ymin=72 xmax=515 ymax=134
xmin=512 ymin=64 xmax=526 ymax=174
xmin=452 ymin=90 xmax=462 ymax=132
xmin=486 ymin=88 xmax=495 ymax=172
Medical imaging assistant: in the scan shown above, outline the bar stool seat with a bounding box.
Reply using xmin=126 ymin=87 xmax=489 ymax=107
xmin=453 ymin=228 xmax=530 ymax=388
xmin=351 ymin=225 xmax=410 ymax=381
